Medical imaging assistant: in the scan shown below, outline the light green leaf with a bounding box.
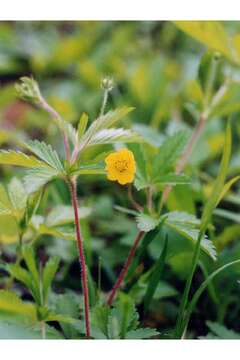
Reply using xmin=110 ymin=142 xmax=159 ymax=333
xmin=88 ymin=128 xmax=141 ymax=146
xmin=71 ymin=163 xmax=106 ymax=176
xmin=42 ymin=256 xmax=60 ymax=303
xmin=78 ymin=106 xmax=134 ymax=151
xmin=7 ymin=178 xmax=27 ymax=211
xmin=154 ymin=173 xmax=191 ymax=185
xmin=22 ymin=246 xmax=39 ymax=290
xmin=0 ymin=290 xmax=37 ymax=323
xmin=25 ymin=140 xmax=64 ymax=172
xmin=153 ymin=131 xmax=189 ymax=177
xmin=201 ymin=121 xmax=231 ymax=234
xmin=217 ymin=175 xmax=240 ymax=206
xmin=174 ymin=21 xmax=234 ymax=63
xmin=0 ymin=184 xmax=12 ymax=216
xmin=46 ymin=205 xmax=91 ymax=227
xmin=0 ymin=150 xmax=48 ymax=168
xmin=24 ymin=167 xmax=59 ymax=194
xmin=125 ymin=327 xmax=159 ymax=339
xmin=136 ymin=213 xmax=159 ymax=232
xmin=164 ymin=211 xmax=217 ymax=260
xmin=77 ymin=112 xmax=89 ymax=140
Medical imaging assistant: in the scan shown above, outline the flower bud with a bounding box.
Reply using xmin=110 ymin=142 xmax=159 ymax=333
xmin=15 ymin=77 xmax=42 ymax=104
xmin=101 ymin=76 xmax=114 ymax=92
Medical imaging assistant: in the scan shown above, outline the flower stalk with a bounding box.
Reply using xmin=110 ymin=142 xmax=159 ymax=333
xmin=107 ymin=230 xmax=144 ymax=306
xmin=68 ymin=178 xmax=91 ymax=338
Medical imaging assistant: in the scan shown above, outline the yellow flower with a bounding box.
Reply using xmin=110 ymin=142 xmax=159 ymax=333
xmin=105 ymin=149 xmax=136 ymax=185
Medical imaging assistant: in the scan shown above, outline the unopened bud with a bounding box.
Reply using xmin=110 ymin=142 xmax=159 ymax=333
xmin=15 ymin=77 xmax=42 ymax=104
xmin=101 ymin=76 xmax=114 ymax=92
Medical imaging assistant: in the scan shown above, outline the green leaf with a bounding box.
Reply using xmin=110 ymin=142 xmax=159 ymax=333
xmin=0 ymin=184 xmax=12 ymax=216
xmin=154 ymin=173 xmax=191 ymax=185
xmin=164 ymin=211 xmax=217 ymax=260
xmin=25 ymin=140 xmax=64 ymax=172
xmin=71 ymin=163 xmax=106 ymax=176
xmin=217 ymin=175 xmax=240 ymax=206
xmin=22 ymin=245 xmax=39 ymax=290
xmin=125 ymin=327 xmax=159 ymax=339
xmin=0 ymin=150 xmax=48 ymax=168
xmin=88 ymin=128 xmax=141 ymax=146
xmin=92 ymin=304 xmax=110 ymax=338
xmin=0 ymin=322 xmax=63 ymax=339
xmin=143 ymin=237 xmax=168 ymax=312
xmin=77 ymin=112 xmax=89 ymax=140
xmin=206 ymin=321 xmax=240 ymax=339
xmin=24 ymin=167 xmax=59 ymax=194
xmin=153 ymin=131 xmax=189 ymax=177
xmin=42 ymin=256 xmax=60 ymax=303
xmin=0 ymin=290 xmax=37 ymax=323
xmin=46 ymin=205 xmax=91 ymax=227
xmin=7 ymin=178 xmax=27 ymax=212
xmin=77 ymin=106 xmax=134 ymax=151
xmin=126 ymin=229 xmax=163 ymax=281
xmin=174 ymin=21 xmax=234 ymax=63
xmin=136 ymin=213 xmax=159 ymax=232
xmin=201 ymin=121 xmax=231 ymax=234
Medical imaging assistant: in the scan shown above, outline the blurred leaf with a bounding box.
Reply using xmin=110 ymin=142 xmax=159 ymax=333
xmin=201 ymin=121 xmax=231 ymax=234
xmin=206 ymin=321 xmax=240 ymax=339
xmin=125 ymin=327 xmax=159 ymax=339
xmin=174 ymin=21 xmax=234 ymax=62
xmin=136 ymin=213 xmax=159 ymax=232
xmin=143 ymin=236 xmax=168 ymax=312
xmin=0 ymin=290 xmax=37 ymax=323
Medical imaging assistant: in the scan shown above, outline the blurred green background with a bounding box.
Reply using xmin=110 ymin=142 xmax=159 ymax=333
xmin=1 ymin=21 xmax=240 ymax=338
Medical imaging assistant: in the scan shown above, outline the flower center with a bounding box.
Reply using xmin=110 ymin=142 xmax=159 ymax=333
xmin=114 ymin=160 xmax=129 ymax=173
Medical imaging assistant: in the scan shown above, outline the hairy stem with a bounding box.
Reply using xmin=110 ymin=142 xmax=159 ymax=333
xmin=107 ymin=231 xmax=144 ymax=306
xmin=40 ymin=320 xmax=46 ymax=340
xmin=38 ymin=96 xmax=71 ymax=161
xmin=68 ymin=178 xmax=91 ymax=338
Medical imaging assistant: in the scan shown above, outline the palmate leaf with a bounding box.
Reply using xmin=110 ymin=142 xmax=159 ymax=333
xmin=24 ymin=167 xmax=59 ymax=194
xmin=163 ymin=211 xmax=217 ymax=260
xmin=0 ymin=150 xmax=48 ymax=168
xmin=88 ymin=128 xmax=141 ymax=146
xmin=77 ymin=106 xmax=134 ymax=151
xmin=25 ymin=140 xmax=64 ymax=172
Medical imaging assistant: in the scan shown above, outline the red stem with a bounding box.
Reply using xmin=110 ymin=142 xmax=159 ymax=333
xmin=107 ymin=231 xmax=144 ymax=306
xmin=68 ymin=178 xmax=91 ymax=338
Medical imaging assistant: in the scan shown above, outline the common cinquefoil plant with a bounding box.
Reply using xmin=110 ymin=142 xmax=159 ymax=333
xmin=1 ymin=46 xmax=240 ymax=340
xmin=0 ymin=76 xmax=141 ymax=338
